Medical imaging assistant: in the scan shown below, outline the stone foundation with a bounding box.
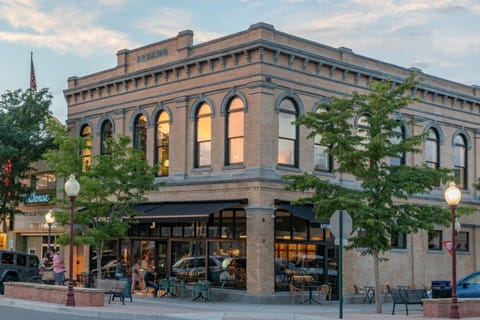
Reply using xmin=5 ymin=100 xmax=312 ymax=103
xmin=424 ymin=298 xmax=480 ymax=318
xmin=4 ymin=282 xmax=104 ymax=307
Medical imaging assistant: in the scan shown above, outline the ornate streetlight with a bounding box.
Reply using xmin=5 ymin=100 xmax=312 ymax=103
xmin=444 ymin=182 xmax=461 ymax=319
xmin=64 ymin=174 xmax=80 ymax=307
xmin=45 ymin=209 xmax=55 ymax=251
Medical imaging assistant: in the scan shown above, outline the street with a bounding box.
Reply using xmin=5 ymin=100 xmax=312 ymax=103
xmin=0 ymin=305 xmax=118 ymax=320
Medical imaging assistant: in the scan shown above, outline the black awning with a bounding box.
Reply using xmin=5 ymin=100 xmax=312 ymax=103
xmin=276 ymin=201 xmax=315 ymax=221
xmin=131 ymin=199 xmax=247 ymax=222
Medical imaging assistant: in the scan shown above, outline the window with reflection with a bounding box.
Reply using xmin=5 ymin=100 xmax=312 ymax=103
xmin=390 ymin=123 xmax=406 ymax=165
xmin=226 ymin=97 xmax=244 ymax=165
xmin=356 ymin=114 xmax=370 ymax=149
xmin=314 ymin=107 xmax=332 ymax=172
xmin=391 ymin=232 xmax=407 ymax=249
xmin=155 ymin=111 xmax=170 ymax=176
xmin=195 ymin=103 xmax=212 ymax=168
xmin=456 ymin=231 xmax=469 ymax=252
xmin=454 ymin=134 xmax=467 ymax=189
xmin=425 ymin=128 xmax=439 ymax=169
xmin=133 ymin=114 xmax=147 ymax=160
xmin=278 ymin=98 xmax=298 ymax=167
xmin=80 ymin=125 xmax=91 ymax=171
xmin=428 ymin=230 xmax=442 ymax=251
xmin=100 ymin=120 xmax=113 ymax=154
xmin=208 ymin=209 xmax=246 ymax=239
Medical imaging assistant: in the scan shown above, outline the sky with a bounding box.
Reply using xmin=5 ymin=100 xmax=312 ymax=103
xmin=1 ymin=0 xmax=479 ymax=123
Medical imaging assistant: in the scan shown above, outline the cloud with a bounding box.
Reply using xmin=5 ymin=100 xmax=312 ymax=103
xmin=137 ymin=7 xmax=223 ymax=43
xmin=0 ymin=0 xmax=137 ymax=56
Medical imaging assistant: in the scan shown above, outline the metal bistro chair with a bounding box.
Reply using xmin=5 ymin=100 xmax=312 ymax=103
xmin=175 ymin=278 xmax=187 ymax=298
xmin=158 ymin=278 xmax=172 ymax=298
xmin=191 ymin=282 xmax=207 ymax=302
xmin=289 ymin=283 xmax=304 ymax=304
xmin=317 ymin=284 xmax=332 ymax=304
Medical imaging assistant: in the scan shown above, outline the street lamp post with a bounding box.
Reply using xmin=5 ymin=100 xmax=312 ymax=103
xmin=45 ymin=209 xmax=55 ymax=252
xmin=444 ymin=182 xmax=462 ymax=319
xmin=64 ymin=174 xmax=80 ymax=307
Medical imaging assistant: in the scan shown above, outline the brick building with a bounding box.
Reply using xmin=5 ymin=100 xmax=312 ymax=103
xmin=63 ymin=22 xmax=480 ymax=301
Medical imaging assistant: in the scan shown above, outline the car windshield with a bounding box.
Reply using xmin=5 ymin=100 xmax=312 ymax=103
xmin=462 ymin=273 xmax=480 ymax=286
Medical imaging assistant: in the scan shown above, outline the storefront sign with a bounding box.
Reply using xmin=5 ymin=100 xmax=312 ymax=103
xmin=23 ymin=192 xmax=50 ymax=204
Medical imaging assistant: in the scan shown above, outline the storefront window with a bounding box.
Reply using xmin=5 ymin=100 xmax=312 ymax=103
xmin=209 ymin=241 xmax=246 ymax=289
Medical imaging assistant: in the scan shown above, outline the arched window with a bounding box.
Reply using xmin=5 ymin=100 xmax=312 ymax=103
xmin=80 ymin=125 xmax=91 ymax=172
xmin=390 ymin=123 xmax=406 ymax=166
xmin=454 ymin=134 xmax=467 ymax=189
xmin=314 ymin=107 xmax=332 ymax=172
xmin=425 ymin=128 xmax=439 ymax=169
xmin=278 ymin=98 xmax=298 ymax=167
xmin=195 ymin=103 xmax=212 ymax=168
xmin=357 ymin=114 xmax=370 ymax=150
xmin=226 ymin=97 xmax=244 ymax=165
xmin=155 ymin=111 xmax=170 ymax=176
xmin=100 ymin=120 xmax=113 ymax=155
xmin=133 ymin=114 xmax=147 ymax=160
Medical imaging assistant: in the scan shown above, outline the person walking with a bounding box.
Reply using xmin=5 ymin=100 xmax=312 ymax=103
xmin=52 ymin=250 xmax=65 ymax=285
xmin=40 ymin=251 xmax=55 ymax=284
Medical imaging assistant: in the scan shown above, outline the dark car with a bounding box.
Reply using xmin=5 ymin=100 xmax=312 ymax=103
xmin=0 ymin=250 xmax=41 ymax=294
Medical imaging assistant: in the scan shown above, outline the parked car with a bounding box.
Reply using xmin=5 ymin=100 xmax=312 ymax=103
xmin=428 ymin=270 xmax=480 ymax=299
xmin=0 ymin=250 xmax=41 ymax=294
xmin=457 ymin=270 xmax=480 ymax=298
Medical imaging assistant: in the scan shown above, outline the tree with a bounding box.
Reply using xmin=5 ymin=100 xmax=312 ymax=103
xmin=283 ymin=75 xmax=453 ymax=313
xmin=44 ymin=130 xmax=159 ymax=277
xmin=0 ymin=88 xmax=53 ymax=233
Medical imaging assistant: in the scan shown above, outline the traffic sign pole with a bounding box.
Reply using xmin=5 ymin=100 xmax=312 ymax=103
xmin=339 ymin=210 xmax=343 ymax=319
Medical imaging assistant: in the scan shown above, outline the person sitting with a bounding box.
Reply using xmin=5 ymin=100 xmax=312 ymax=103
xmin=143 ymin=267 xmax=159 ymax=297
xmin=115 ymin=258 xmax=125 ymax=280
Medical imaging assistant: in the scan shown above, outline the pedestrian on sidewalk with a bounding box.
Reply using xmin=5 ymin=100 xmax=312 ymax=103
xmin=52 ymin=250 xmax=65 ymax=285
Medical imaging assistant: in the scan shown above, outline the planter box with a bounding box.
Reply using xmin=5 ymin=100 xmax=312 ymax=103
xmin=424 ymin=298 xmax=480 ymax=318
xmin=4 ymin=282 xmax=104 ymax=307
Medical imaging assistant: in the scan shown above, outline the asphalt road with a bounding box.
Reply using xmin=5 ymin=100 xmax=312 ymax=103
xmin=0 ymin=305 xmax=118 ymax=320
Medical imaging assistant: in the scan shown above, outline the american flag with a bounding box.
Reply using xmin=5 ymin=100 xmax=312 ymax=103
xmin=30 ymin=52 xmax=37 ymax=91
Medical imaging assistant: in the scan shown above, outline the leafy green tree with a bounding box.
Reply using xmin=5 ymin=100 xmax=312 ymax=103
xmin=44 ymin=131 xmax=159 ymax=276
xmin=0 ymin=89 xmax=53 ymax=232
xmin=284 ymin=75 xmax=453 ymax=313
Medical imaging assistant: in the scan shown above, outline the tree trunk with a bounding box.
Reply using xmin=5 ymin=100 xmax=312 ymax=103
xmin=373 ymin=253 xmax=382 ymax=313
xmin=96 ymin=244 xmax=103 ymax=279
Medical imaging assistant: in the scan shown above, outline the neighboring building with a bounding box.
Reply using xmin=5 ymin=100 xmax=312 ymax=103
xmin=63 ymin=22 xmax=480 ymax=301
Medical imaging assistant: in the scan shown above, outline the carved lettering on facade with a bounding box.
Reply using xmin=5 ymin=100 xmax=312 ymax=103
xmin=137 ymin=48 xmax=168 ymax=63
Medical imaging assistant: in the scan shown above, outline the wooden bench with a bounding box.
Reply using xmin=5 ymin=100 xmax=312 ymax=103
xmin=96 ymin=279 xmax=132 ymax=305
xmin=390 ymin=288 xmax=428 ymax=315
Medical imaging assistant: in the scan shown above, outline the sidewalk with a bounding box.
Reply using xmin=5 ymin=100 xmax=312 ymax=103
xmin=0 ymin=294 xmax=442 ymax=320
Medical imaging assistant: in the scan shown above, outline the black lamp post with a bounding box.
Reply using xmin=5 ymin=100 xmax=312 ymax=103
xmin=45 ymin=209 xmax=55 ymax=252
xmin=444 ymin=182 xmax=462 ymax=319
xmin=64 ymin=174 xmax=80 ymax=307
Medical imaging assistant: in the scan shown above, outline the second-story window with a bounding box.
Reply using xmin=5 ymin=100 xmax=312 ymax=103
xmin=80 ymin=125 xmax=91 ymax=171
xmin=226 ymin=97 xmax=244 ymax=165
xmin=356 ymin=114 xmax=370 ymax=150
xmin=425 ymin=128 xmax=439 ymax=169
xmin=133 ymin=114 xmax=147 ymax=160
xmin=155 ymin=111 xmax=170 ymax=176
xmin=100 ymin=120 xmax=113 ymax=155
xmin=390 ymin=123 xmax=406 ymax=166
xmin=195 ymin=103 xmax=212 ymax=168
xmin=314 ymin=107 xmax=331 ymax=172
xmin=454 ymin=134 xmax=467 ymax=189
xmin=278 ymin=98 xmax=298 ymax=167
